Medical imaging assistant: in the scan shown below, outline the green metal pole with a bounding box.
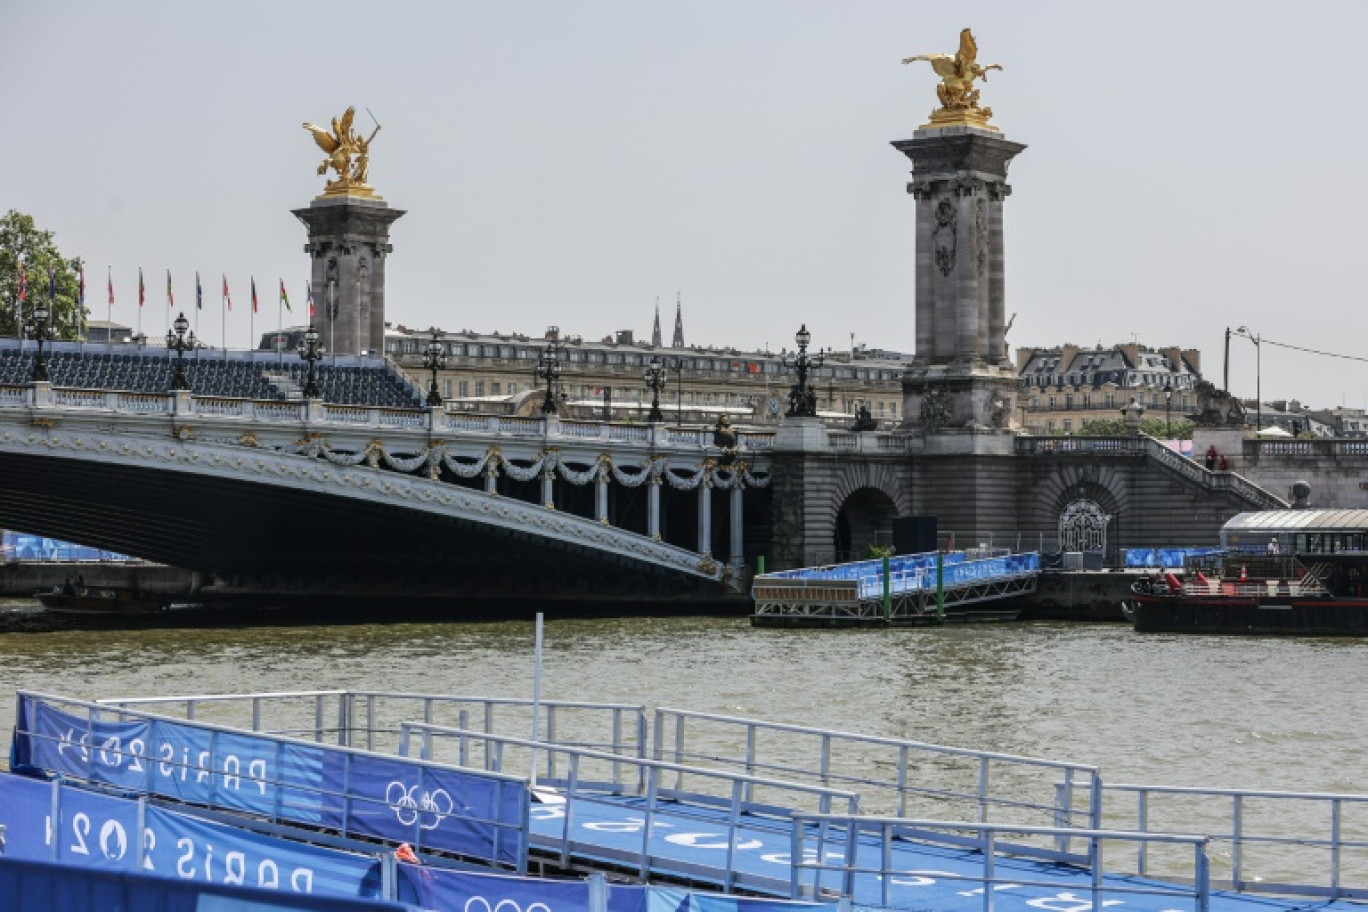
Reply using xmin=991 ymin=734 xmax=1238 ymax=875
xmin=757 ymin=555 xmax=766 ymax=575
xmin=882 ymin=553 xmax=891 ymax=623
xmin=936 ymin=549 xmax=945 ymax=621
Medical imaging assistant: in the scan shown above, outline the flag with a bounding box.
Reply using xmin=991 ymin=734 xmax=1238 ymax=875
xmin=138 ymin=268 xmax=145 ymax=307
xmin=17 ymin=261 xmax=26 ymax=303
xmin=306 ymin=282 xmax=314 ymax=319
xmin=107 ymin=267 xmax=113 ymax=306
xmin=250 ymin=277 xmax=258 ymax=313
xmin=222 ymin=274 xmax=231 ymax=310
xmin=279 ymin=278 xmax=291 ymax=312
xmin=165 ymin=269 xmax=174 ymax=309
xmin=78 ymin=265 xmax=86 ymax=306
xmin=195 ymin=271 xmax=202 ymax=310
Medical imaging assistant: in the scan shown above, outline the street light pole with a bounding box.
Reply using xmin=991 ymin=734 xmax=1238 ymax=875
xmin=421 ymin=331 xmax=446 ymax=406
xmin=25 ymin=302 xmax=52 ymax=383
xmin=165 ymin=312 xmax=194 ymax=391
xmin=297 ymin=323 xmax=324 ymax=399
xmin=643 ymin=354 xmax=666 ymax=423
xmin=1234 ymin=325 xmax=1262 ymax=431
xmin=536 ymin=341 xmax=562 ymax=415
xmin=1164 ymin=379 xmax=1172 ymax=439
xmin=780 ymin=323 xmax=827 ymax=418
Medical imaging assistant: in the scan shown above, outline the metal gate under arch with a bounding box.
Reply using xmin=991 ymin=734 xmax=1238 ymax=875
xmin=1059 ymin=498 xmax=1109 ymax=553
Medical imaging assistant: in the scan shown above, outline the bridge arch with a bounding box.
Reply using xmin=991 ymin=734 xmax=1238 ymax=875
xmin=830 ymin=463 xmax=911 ymax=561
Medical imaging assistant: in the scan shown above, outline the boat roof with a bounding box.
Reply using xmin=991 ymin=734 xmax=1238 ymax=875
xmin=1222 ymin=509 xmax=1368 ymax=534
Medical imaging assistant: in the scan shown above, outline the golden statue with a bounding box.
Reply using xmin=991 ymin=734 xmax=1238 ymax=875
xmin=302 ymin=106 xmax=383 ymax=199
xmin=902 ymin=29 xmax=1003 ymax=131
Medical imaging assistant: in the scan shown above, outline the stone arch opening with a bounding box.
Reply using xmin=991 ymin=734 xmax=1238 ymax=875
xmin=834 ymin=487 xmax=899 ymax=562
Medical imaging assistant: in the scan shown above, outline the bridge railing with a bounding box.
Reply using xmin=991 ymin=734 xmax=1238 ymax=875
xmin=0 ymin=383 xmax=779 ymax=453
xmin=651 ymin=706 xmax=1101 ymax=830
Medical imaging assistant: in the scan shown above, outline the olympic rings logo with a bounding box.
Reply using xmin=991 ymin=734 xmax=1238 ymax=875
xmin=464 ymin=898 xmax=551 ymax=912
xmin=385 ymin=780 xmax=454 ymax=830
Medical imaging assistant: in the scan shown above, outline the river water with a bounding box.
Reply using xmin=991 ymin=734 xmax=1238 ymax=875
xmin=1 ymin=605 xmax=1365 ymax=881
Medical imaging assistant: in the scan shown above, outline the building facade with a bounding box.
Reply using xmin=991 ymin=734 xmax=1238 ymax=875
xmin=1016 ymin=343 xmax=1202 ymax=434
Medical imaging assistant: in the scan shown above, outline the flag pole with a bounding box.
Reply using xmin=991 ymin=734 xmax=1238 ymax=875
xmin=106 ymin=266 xmax=113 ymax=355
xmin=276 ymin=285 xmax=283 ymax=368
xmin=222 ymin=277 xmax=227 ymax=362
xmin=249 ymin=279 xmax=255 ymax=365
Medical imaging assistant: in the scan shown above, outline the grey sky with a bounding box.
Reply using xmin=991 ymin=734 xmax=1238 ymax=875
xmin=3 ymin=1 xmax=1365 ymax=409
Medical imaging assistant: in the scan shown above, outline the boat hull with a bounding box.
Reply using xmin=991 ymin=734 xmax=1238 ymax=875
xmin=1131 ymin=595 xmax=1368 ymax=635
xmin=36 ymin=588 xmax=168 ymax=615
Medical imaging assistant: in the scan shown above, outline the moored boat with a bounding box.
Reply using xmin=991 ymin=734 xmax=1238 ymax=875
xmin=35 ymin=583 xmax=168 ymax=614
xmin=1129 ymin=507 xmax=1368 ymax=635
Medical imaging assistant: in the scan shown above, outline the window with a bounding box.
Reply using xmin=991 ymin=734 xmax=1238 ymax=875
xmin=475 ymin=381 xmax=485 ymax=397
xmin=1082 ymin=394 xmax=1091 ymax=409
xmin=1048 ymin=395 xmax=1057 ymax=410
xmin=1105 ymin=393 xmax=1115 ymax=408
xmin=458 ymin=381 xmax=469 ymax=397
xmin=1063 ymin=419 xmax=1073 ymax=432
xmin=508 ymin=383 xmax=517 ymax=395
xmin=890 ymin=402 xmax=897 ymax=417
xmin=1065 ymin=394 xmax=1074 ymax=409
xmin=442 ymin=379 xmax=452 ymax=397
xmin=491 ymin=382 xmax=501 ymax=395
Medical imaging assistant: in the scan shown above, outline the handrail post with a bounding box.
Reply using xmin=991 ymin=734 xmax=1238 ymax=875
xmin=1332 ymin=797 xmax=1342 ymax=900
xmin=1232 ymin=794 xmax=1243 ymax=890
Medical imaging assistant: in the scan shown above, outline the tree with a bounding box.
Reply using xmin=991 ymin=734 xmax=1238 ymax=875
xmin=0 ymin=210 xmax=85 ymax=340
xmin=1077 ymin=417 xmax=1193 ymax=439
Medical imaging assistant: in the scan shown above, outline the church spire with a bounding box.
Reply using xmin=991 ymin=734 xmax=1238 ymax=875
xmin=671 ymin=291 xmax=685 ymax=349
xmin=651 ymin=296 xmax=662 ymax=348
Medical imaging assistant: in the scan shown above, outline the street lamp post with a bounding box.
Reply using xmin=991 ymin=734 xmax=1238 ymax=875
xmin=1232 ymin=325 xmax=1262 ymax=431
xmin=667 ymin=356 xmax=685 ymax=424
xmin=298 ymin=323 xmax=325 ymax=399
xmin=25 ymin=302 xmax=52 ymax=383
xmin=421 ymin=332 xmax=447 ymax=407
xmin=1164 ymin=379 xmax=1172 ymax=438
xmin=643 ymin=354 xmax=667 ymax=423
xmin=165 ymin=311 xmax=195 ymax=391
xmin=780 ymin=323 xmax=827 ymax=418
xmin=536 ymin=341 xmax=562 ymax=415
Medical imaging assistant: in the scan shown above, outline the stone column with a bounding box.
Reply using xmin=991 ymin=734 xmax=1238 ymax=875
xmin=911 ymin=183 xmax=936 ymax=364
xmin=697 ymin=479 xmax=712 ymax=555
xmin=485 ymin=462 xmax=498 ymax=495
xmin=987 ymin=182 xmax=1011 ymax=365
xmin=541 ymin=465 xmax=555 ymax=509
xmin=596 ymin=466 xmax=609 ymax=523
xmin=294 ymin=197 xmax=404 ymax=357
xmin=647 ymin=476 xmax=661 ymax=540
xmin=729 ymin=483 xmax=745 ymax=570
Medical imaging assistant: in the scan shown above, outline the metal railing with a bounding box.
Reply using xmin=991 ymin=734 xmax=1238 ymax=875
xmin=99 ymin=690 xmax=648 ymax=766
xmin=398 ymin=721 xmax=860 ymax=894
xmin=1089 ymin=782 xmax=1368 ymax=900
xmin=790 ymin=813 xmax=1211 ymax=912
xmin=651 ymin=708 xmax=1102 ymax=830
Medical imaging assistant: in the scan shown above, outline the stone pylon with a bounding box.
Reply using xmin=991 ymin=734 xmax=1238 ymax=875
xmin=294 ymin=197 xmax=405 ymax=357
xmin=893 ymin=127 xmax=1025 ymax=454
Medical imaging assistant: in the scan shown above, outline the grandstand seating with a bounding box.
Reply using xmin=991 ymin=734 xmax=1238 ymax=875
xmin=0 ymin=347 xmax=425 ymax=408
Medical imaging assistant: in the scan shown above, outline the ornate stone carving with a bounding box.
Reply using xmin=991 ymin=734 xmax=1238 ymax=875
xmin=1190 ymin=380 xmax=1247 ymax=427
xmin=975 ymin=197 xmax=989 ymax=273
xmin=933 ymin=198 xmax=958 ymax=277
xmin=989 ymin=393 xmax=1011 ymax=428
xmin=920 ymin=388 xmax=952 ymax=433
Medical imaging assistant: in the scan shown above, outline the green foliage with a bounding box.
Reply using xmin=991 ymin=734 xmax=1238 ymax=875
xmin=0 ymin=210 xmax=85 ymax=340
xmin=866 ymin=544 xmax=894 ymax=559
xmin=1076 ymin=417 xmax=1193 ymax=439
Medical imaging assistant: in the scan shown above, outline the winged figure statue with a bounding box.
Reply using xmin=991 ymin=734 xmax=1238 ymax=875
xmin=902 ymin=29 xmax=1003 ymax=125
xmin=302 ymin=106 xmax=383 ymax=197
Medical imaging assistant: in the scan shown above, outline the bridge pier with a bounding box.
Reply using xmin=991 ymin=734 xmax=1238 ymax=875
xmin=729 ymin=485 xmax=745 ymax=572
xmin=648 ymin=477 xmax=662 ymax=540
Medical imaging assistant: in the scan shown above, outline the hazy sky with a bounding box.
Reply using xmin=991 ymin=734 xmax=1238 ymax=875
xmin=3 ymin=1 xmax=1366 ymax=408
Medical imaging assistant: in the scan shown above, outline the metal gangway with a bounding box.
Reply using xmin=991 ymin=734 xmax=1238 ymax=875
xmin=13 ymin=690 xmax=1368 ymax=912
xmin=749 ymin=549 xmax=1041 ymax=625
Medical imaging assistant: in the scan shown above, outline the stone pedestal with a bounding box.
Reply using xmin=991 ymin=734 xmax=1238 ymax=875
xmin=293 ymin=197 xmax=405 ymax=357
xmin=893 ymin=126 xmax=1025 ymax=439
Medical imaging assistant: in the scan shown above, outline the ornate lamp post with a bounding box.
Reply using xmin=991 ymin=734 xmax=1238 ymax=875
xmin=1232 ymin=325 xmax=1262 ymax=431
xmin=643 ymin=354 xmax=667 ymax=423
xmin=1164 ymin=378 xmax=1173 ymax=438
xmin=536 ymin=341 xmax=562 ymax=415
xmin=780 ymin=323 xmax=827 ymax=418
xmin=25 ymin=301 xmax=52 ymax=383
xmin=298 ymin=323 xmax=325 ymax=399
xmin=165 ymin=311 xmax=195 ymax=390
xmin=421 ymin=332 xmax=446 ymax=406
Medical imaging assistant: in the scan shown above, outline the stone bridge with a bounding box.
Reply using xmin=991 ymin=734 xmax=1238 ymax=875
xmin=0 ymin=383 xmax=773 ymax=607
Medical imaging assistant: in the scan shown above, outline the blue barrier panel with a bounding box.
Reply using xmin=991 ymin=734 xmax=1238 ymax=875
xmin=0 ymin=771 xmax=383 ymax=898
xmin=1123 ymin=547 xmax=1220 ymax=569
xmin=12 ymin=693 xmax=528 ymax=870
xmin=0 ymin=856 xmax=415 ymax=912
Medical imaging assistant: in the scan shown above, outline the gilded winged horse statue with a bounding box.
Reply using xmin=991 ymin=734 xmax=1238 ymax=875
xmin=302 ymin=106 xmax=383 ymax=197
xmin=902 ymin=29 xmax=1003 ymax=129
